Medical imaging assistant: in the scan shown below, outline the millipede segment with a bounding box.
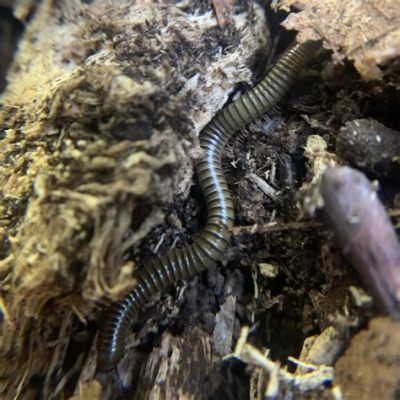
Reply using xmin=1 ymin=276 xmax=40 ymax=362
xmin=97 ymin=41 xmax=318 ymax=371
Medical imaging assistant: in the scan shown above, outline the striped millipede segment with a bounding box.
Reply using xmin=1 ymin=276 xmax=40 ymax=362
xmin=97 ymin=41 xmax=319 ymax=371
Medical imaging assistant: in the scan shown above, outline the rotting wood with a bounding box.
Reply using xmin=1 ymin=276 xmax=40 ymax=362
xmin=277 ymin=0 xmax=400 ymax=79
xmin=0 ymin=1 xmax=268 ymax=397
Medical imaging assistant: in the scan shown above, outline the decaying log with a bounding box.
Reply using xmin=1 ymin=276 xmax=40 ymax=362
xmin=0 ymin=0 xmax=267 ymax=397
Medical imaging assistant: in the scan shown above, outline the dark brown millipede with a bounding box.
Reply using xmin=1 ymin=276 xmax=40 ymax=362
xmin=97 ymin=40 xmax=319 ymax=372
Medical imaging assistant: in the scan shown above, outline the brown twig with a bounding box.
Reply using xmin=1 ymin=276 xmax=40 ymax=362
xmin=212 ymin=0 xmax=234 ymax=25
xmin=232 ymin=209 xmax=400 ymax=236
xmin=232 ymin=220 xmax=324 ymax=236
xmin=317 ymin=166 xmax=400 ymax=318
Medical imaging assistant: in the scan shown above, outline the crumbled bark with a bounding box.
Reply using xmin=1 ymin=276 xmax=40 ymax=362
xmin=335 ymin=317 xmax=400 ymax=400
xmin=278 ymin=0 xmax=400 ymax=80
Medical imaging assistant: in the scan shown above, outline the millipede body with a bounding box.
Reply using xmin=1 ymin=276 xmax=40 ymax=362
xmin=97 ymin=41 xmax=319 ymax=371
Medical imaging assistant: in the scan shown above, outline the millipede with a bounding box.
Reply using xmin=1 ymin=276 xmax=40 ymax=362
xmin=97 ymin=40 xmax=319 ymax=372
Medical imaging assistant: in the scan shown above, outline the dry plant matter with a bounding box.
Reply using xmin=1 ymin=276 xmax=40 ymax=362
xmin=232 ymin=326 xmax=335 ymax=399
xmin=0 ymin=0 xmax=267 ymax=397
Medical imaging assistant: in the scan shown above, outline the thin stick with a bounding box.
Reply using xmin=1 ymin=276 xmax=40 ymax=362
xmin=232 ymin=210 xmax=400 ymax=236
xmin=232 ymin=220 xmax=324 ymax=236
xmin=317 ymin=166 xmax=400 ymax=318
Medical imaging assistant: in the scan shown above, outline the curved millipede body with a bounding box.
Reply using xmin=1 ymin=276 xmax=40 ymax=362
xmin=97 ymin=41 xmax=319 ymax=371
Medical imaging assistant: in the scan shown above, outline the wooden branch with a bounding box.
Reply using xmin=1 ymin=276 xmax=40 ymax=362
xmin=317 ymin=166 xmax=400 ymax=318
